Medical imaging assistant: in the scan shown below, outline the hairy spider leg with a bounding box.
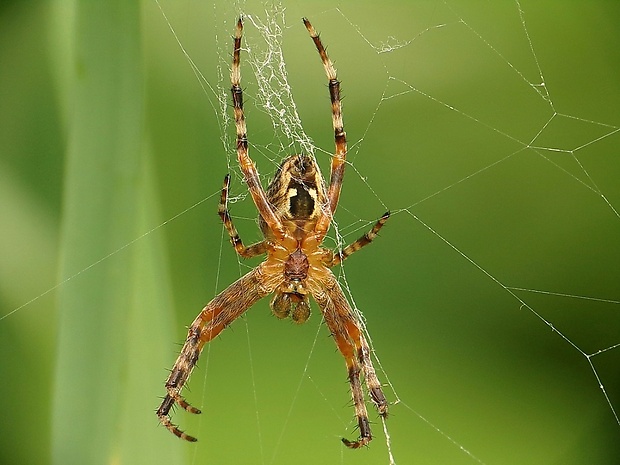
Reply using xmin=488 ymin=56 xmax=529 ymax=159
xmin=156 ymin=267 xmax=273 ymax=442
xmin=303 ymin=18 xmax=347 ymax=238
xmin=326 ymin=211 xmax=391 ymax=267
xmin=311 ymin=272 xmax=388 ymax=448
xmin=231 ymin=18 xmax=287 ymax=242
xmin=218 ymin=174 xmax=267 ymax=258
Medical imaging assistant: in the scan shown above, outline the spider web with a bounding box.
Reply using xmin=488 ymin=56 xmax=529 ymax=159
xmin=143 ymin=2 xmax=620 ymax=463
xmin=1 ymin=1 xmax=619 ymax=465
xmin=146 ymin=1 xmax=620 ymax=464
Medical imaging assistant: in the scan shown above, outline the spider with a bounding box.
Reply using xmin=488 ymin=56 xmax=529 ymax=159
xmin=157 ymin=17 xmax=390 ymax=449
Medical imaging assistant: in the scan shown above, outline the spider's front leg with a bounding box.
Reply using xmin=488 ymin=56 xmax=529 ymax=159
xmin=303 ymin=18 xmax=347 ymax=237
xmin=157 ymin=266 xmax=273 ymax=441
xmin=231 ymin=18 xmax=286 ymax=242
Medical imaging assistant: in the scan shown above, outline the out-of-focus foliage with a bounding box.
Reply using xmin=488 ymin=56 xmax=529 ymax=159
xmin=1 ymin=1 xmax=619 ymax=464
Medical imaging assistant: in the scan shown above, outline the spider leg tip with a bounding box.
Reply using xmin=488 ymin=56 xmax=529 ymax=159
xmin=303 ymin=18 xmax=316 ymax=34
xmin=341 ymin=437 xmax=368 ymax=449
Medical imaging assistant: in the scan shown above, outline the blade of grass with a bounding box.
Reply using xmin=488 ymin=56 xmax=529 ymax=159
xmin=52 ymin=1 xmax=183 ymax=463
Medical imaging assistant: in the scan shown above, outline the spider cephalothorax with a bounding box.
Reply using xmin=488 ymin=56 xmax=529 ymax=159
xmin=157 ymin=17 xmax=390 ymax=449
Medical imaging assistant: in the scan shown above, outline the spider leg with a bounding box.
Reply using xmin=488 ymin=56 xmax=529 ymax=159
xmin=157 ymin=266 xmax=274 ymax=441
xmin=231 ymin=18 xmax=286 ymax=241
xmin=303 ymin=18 xmax=347 ymax=237
xmin=311 ymin=272 xmax=388 ymax=448
xmin=326 ymin=211 xmax=390 ymax=267
xmin=218 ymin=174 xmax=267 ymax=258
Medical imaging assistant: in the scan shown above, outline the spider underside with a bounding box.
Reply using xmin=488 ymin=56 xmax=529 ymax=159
xmin=157 ymin=17 xmax=390 ymax=449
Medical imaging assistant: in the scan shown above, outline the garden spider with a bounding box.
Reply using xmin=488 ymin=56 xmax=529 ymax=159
xmin=157 ymin=17 xmax=390 ymax=449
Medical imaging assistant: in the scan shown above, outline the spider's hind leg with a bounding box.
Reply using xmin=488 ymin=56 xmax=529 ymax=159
xmin=156 ymin=394 xmax=199 ymax=442
xmin=157 ymin=267 xmax=272 ymax=442
xmin=312 ymin=276 xmax=386 ymax=449
xmin=157 ymin=326 xmax=205 ymax=442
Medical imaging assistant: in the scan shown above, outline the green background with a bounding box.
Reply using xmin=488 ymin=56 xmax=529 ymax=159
xmin=1 ymin=1 xmax=619 ymax=464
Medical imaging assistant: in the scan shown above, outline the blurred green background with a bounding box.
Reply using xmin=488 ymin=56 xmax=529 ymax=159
xmin=1 ymin=1 xmax=619 ymax=464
